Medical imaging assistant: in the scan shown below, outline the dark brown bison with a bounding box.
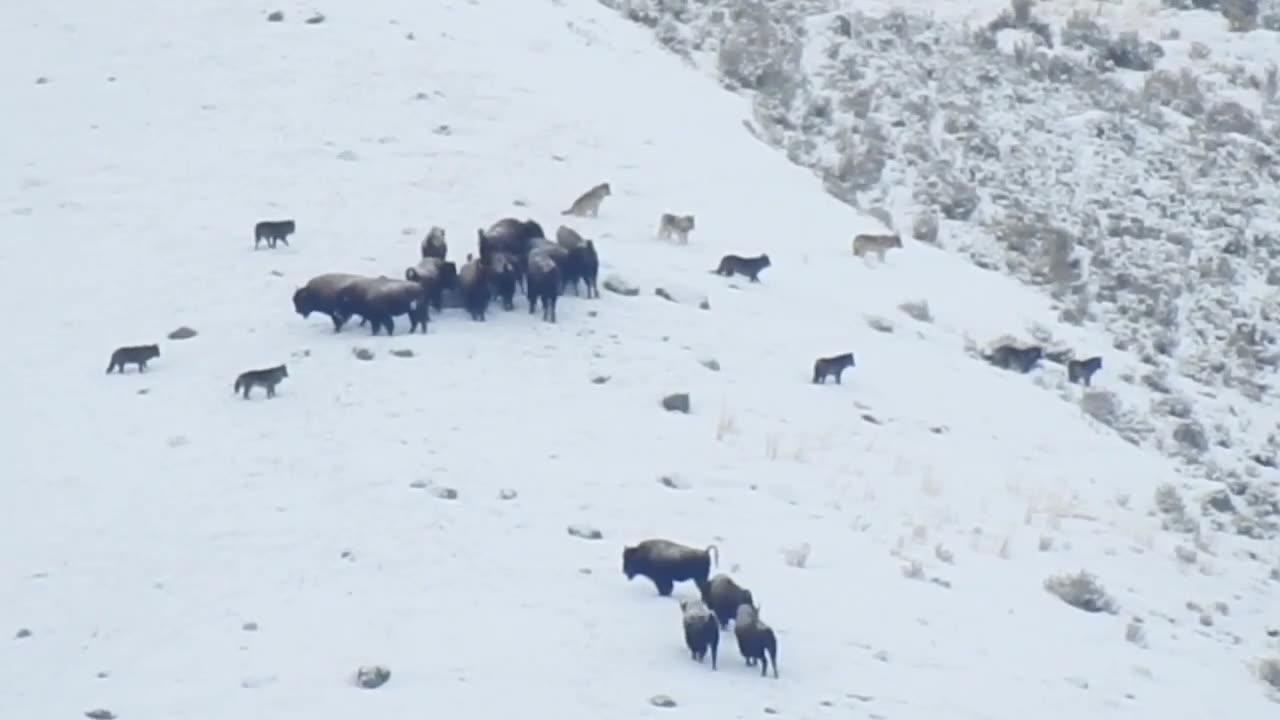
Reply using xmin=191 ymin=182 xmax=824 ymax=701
xmin=457 ymin=257 xmax=491 ymax=321
xmin=293 ymin=272 xmax=367 ymax=332
xmin=621 ymin=539 xmax=718 ymax=596
xmin=336 ymin=278 xmax=429 ymax=335
xmin=526 ymin=249 xmax=561 ymax=323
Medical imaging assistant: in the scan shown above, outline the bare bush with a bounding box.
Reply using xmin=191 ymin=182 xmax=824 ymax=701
xmin=1080 ymin=389 xmax=1120 ymax=425
xmin=898 ymin=299 xmax=933 ymax=323
xmin=1202 ymin=100 xmax=1261 ymax=137
xmin=1045 ymin=571 xmax=1119 ymax=614
xmin=1259 ymin=657 xmax=1280 ymax=691
xmin=1125 ymin=620 xmax=1147 ymax=647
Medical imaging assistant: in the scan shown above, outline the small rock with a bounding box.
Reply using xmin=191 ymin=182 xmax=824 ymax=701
xmin=699 ymin=299 xmax=711 ymax=310
xmin=406 ymin=32 xmax=415 ymax=40
xmin=430 ymin=486 xmax=458 ymax=500
xmin=340 ymin=549 xmax=355 ymax=561
xmin=85 ymin=711 xmax=116 ymax=720
xmin=15 ymin=628 xmax=31 ymax=639
xmin=389 ymin=348 xmax=414 ymax=358
xmin=650 ymin=695 xmax=677 ymax=708
xmin=764 ymin=708 xmax=779 ymax=715
xmin=35 ymin=76 xmax=49 ymax=85
xmin=305 ymin=13 xmax=326 ymax=24
xmin=242 ymin=622 xmax=258 ymax=632
xmin=567 ymin=524 xmax=603 ymax=540
xmin=136 ymin=388 xmax=150 ymax=395
xmin=409 ymin=479 xmax=428 ymax=489
xmin=591 ymin=375 xmax=611 ymax=384
xmin=352 ymin=347 xmax=375 ymax=361
xmin=699 ymin=358 xmax=720 ymax=372
xmin=860 ymin=414 xmax=881 ymax=424
xmin=167 ymin=326 xmax=198 ymax=340
xmin=587 ymin=310 xmax=598 ymax=317
xmin=266 ymin=10 xmax=284 ymax=21
xmin=498 ymin=488 xmax=518 ymax=500
xmin=603 ymin=274 xmax=640 ymax=297
xmin=659 ymin=474 xmax=688 ymax=490
xmin=96 ymin=671 xmax=109 ymax=679
xmin=655 ymin=288 xmax=677 ymax=303
xmin=433 ymin=124 xmax=452 ymax=135
xmin=270 ymin=270 xmax=284 ymax=277
xmin=578 ymin=567 xmax=592 ymax=575
xmin=355 ymin=665 xmax=390 ymax=689
xmin=930 ymin=425 xmax=948 ymax=434
xmin=661 ymin=393 xmax=690 ymax=414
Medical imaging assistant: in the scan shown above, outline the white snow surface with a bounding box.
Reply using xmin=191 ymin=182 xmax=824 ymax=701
xmin=2 ymin=1 xmax=1278 ymax=718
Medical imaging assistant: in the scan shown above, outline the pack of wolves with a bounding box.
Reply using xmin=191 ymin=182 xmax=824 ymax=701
xmin=108 ymin=181 xmax=1103 ymax=403
xmin=623 ymin=538 xmax=779 ymax=678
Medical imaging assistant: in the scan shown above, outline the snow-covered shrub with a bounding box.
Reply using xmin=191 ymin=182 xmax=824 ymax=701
xmin=898 ymin=299 xmax=933 ymax=323
xmin=1044 ymin=571 xmax=1118 ymax=614
xmin=1258 ymin=657 xmax=1280 ymax=692
xmin=1222 ymin=0 xmax=1261 ymax=32
xmin=1202 ymin=100 xmax=1261 ymax=137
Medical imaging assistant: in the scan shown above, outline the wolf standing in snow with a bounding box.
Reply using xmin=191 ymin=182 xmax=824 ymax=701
xmin=561 ymin=182 xmax=611 ymax=217
xmin=234 ymin=364 xmax=289 ymax=399
xmin=680 ymin=598 xmax=720 ymax=670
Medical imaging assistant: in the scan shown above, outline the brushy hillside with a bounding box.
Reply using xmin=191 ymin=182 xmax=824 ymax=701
xmin=2 ymin=0 xmax=1279 ymax=718
xmin=602 ymin=0 xmax=1280 ymax=540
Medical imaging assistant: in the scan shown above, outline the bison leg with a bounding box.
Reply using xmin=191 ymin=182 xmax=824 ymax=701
xmin=654 ymin=577 xmax=674 ymax=596
xmin=834 ymin=369 xmax=843 ymax=384
xmin=330 ymin=313 xmax=348 ymax=333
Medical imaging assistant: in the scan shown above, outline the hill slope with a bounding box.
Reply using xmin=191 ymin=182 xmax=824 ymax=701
xmin=2 ymin=1 xmax=1277 ymax=718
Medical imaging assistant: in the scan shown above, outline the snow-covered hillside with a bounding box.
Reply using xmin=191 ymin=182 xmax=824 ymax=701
xmin=604 ymin=0 xmax=1280 ymax=538
xmin=2 ymin=1 xmax=1278 ymax=718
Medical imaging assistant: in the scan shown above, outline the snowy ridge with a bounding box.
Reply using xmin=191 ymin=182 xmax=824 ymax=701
xmin=2 ymin=0 xmax=1279 ymax=718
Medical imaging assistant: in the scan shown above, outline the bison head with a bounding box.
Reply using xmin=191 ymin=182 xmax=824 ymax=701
xmin=622 ymin=546 xmax=639 ymax=579
xmin=292 ymin=287 xmax=315 ymax=317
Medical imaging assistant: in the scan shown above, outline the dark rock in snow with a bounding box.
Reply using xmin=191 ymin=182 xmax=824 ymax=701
xmin=567 ymin=524 xmax=603 ymax=540
xmin=355 ymin=665 xmax=390 ymax=689
xmin=167 ymin=326 xmax=197 ymax=340
xmin=661 ymin=393 xmax=690 ymax=413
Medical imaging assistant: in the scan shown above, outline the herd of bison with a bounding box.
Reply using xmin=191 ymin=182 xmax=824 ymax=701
xmin=291 ymin=216 xmax=598 ymax=334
